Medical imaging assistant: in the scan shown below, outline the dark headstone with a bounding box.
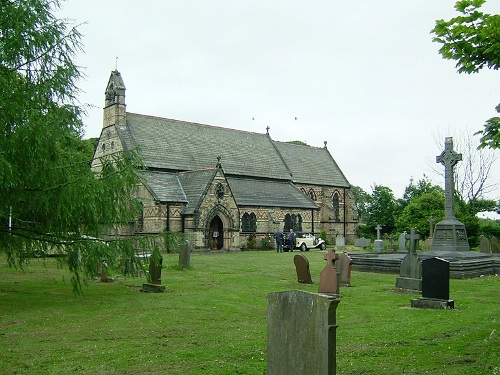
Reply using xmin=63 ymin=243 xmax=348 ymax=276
xmin=179 ymin=240 xmax=192 ymax=269
xmin=294 ymin=254 xmax=313 ymax=284
xmin=267 ymin=290 xmax=340 ymax=375
xmin=336 ymin=252 xmax=352 ymax=287
xmin=318 ymin=249 xmax=339 ymax=295
xmin=479 ymin=235 xmax=491 ymax=254
xmin=411 ymin=257 xmax=454 ymax=309
xmin=491 ymin=236 xmax=500 ymax=254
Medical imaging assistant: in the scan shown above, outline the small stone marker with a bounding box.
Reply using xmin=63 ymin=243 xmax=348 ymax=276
xmin=398 ymin=232 xmax=407 ymax=251
xmin=293 ymin=254 xmax=313 ymax=284
xmin=318 ymin=249 xmax=339 ymax=295
xmin=411 ymin=257 xmax=454 ymax=309
xmin=337 ymin=252 xmax=352 ymax=287
xmin=335 ymin=235 xmax=345 ymax=251
xmin=425 ymin=217 xmax=435 ymax=248
xmin=100 ymin=259 xmax=111 ymax=283
xmin=373 ymin=224 xmax=384 ymax=252
xmin=395 ymin=228 xmax=422 ymax=291
xmin=479 ymin=235 xmax=491 ymax=254
xmin=491 ymin=236 xmax=500 ymax=253
xmin=354 ymin=237 xmax=371 ymax=248
xmin=179 ymin=240 xmax=192 ymax=269
xmin=267 ymin=290 xmax=340 ymax=375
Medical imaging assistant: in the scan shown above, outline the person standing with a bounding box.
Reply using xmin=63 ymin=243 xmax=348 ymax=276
xmin=274 ymin=231 xmax=284 ymax=253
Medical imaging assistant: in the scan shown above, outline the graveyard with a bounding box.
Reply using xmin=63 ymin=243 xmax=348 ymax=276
xmin=1 ymin=249 xmax=499 ymax=374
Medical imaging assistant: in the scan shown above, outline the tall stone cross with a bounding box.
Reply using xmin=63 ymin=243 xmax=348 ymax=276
xmin=405 ymin=227 xmax=421 ymax=255
xmin=436 ymin=137 xmax=461 ymax=220
xmin=375 ymin=225 xmax=382 ymax=240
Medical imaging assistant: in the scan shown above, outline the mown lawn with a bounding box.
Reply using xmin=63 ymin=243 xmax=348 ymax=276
xmin=0 ymin=250 xmax=498 ymax=374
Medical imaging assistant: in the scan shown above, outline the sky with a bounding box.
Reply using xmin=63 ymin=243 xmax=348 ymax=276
xmin=57 ymin=0 xmax=500 ymax=207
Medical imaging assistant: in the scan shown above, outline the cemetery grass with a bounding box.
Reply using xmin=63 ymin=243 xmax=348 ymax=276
xmin=0 ymin=249 xmax=499 ymax=375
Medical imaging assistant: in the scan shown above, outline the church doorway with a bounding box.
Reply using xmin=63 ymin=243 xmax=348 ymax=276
xmin=209 ymin=215 xmax=224 ymax=250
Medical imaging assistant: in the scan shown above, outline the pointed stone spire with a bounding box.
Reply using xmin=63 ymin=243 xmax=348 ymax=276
xmin=103 ymin=70 xmax=126 ymax=128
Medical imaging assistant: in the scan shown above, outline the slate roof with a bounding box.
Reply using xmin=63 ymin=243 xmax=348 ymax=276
xmin=177 ymin=169 xmax=217 ymax=214
xmin=118 ymin=113 xmax=292 ymax=180
xmin=226 ymin=177 xmax=318 ymax=209
xmin=138 ymin=170 xmax=186 ymax=203
xmin=117 ymin=112 xmax=350 ymax=209
xmin=273 ymin=141 xmax=350 ymax=187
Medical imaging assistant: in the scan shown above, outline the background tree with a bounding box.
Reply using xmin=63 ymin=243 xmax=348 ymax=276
xmin=396 ymin=190 xmax=445 ymax=237
xmin=350 ymin=185 xmax=370 ymax=223
xmin=432 ymin=0 xmax=500 ymax=149
xmin=366 ymin=185 xmax=397 ymax=234
xmin=0 ymin=0 xmax=153 ymax=291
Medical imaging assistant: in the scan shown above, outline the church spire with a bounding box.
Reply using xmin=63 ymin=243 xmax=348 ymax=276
xmin=103 ymin=70 xmax=126 ymax=128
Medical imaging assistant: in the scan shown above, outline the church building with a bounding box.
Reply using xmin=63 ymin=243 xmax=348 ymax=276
xmin=91 ymin=70 xmax=359 ymax=251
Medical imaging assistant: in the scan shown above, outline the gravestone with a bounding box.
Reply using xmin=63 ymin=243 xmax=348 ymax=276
xmin=386 ymin=234 xmax=396 ymax=251
xmin=395 ymin=228 xmax=422 ymax=291
xmin=411 ymin=257 xmax=454 ymax=309
xmin=491 ymin=236 xmax=500 ymax=253
xmin=318 ymin=249 xmax=339 ymax=295
xmin=337 ymin=252 xmax=352 ymax=287
xmin=100 ymin=259 xmax=111 ymax=283
xmin=355 ymin=238 xmax=371 ymax=248
xmin=479 ymin=235 xmax=491 ymax=254
xmin=335 ymin=235 xmax=345 ymax=251
xmin=142 ymin=252 xmax=165 ymax=293
xmin=294 ymin=254 xmax=313 ymax=284
xmin=179 ymin=240 xmax=192 ymax=269
xmin=267 ymin=290 xmax=340 ymax=375
xmin=431 ymin=138 xmax=470 ymax=252
xmin=424 ymin=217 xmax=435 ymax=248
xmin=398 ymin=232 xmax=407 ymax=251
xmin=373 ymin=224 xmax=384 ymax=252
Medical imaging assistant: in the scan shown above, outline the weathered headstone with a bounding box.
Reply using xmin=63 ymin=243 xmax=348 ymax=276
xmin=267 ymin=290 xmax=340 ymax=375
xmin=491 ymin=236 xmax=500 ymax=253
xmin=179 ymin=240 xmax=192 ymax=269
xmin=398 ymin=232 xmax=407 ymax=251
xmin=411 ymin=257 xmax=454 ymax=309
xmin=100 ymin=259 xmax=110 ymax=283
xmin=142 ymin=252 xmax=165 ymax=293
xmin=479 ymin=235 xmax=491 ymax=254
xmin=354 ymin=237 xmax=371 ymax=248
xmin=336 ymin=252 xmax=352 ymax=287
xmin=293 ymin=254 xmax=313 ymax=284
xmin=373 ymin=224 xmax=384 ymax=252
xmin=395 ymin=228 xmax=422 ymax=291
xmin=335 ymin=235 xmax=345 ymax=251
xmin=318 ymin=249 xmax=339 ymax=295
xmin=424 ymin=217 xmax=435 ymax=249
xmin=431 ymin=138 xmax=470 ymax=252
xmin=386 ymin=234 xmax=396 ymax=251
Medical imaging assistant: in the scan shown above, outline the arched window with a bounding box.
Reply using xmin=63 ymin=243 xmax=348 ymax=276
xmin=332 ymin=193 xmax=340 ymax=222
xmin=242 ymin=212 xmax=257 ymax=232
xmin=284 ymin=213 xmax=303 ymax=232
xmin=308 ymin=189 xmax=317 ymax=201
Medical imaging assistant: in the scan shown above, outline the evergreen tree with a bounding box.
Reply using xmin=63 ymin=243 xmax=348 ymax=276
xmin=0 ymin=0 xmax=152 ymax=291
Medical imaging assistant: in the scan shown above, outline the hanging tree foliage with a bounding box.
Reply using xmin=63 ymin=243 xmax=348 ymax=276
xmin=432 ymin=0 xmax=500 ymax=149
xmin=0 ymin=0 xmax=163 ymax=291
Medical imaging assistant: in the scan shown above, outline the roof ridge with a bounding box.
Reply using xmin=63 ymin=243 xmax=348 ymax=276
xmin=127 ymin=112 xmax=268 ymax=137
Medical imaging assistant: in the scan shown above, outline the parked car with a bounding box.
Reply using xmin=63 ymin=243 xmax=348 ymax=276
xmin=284 ymin=232 xmax=326 ymax=252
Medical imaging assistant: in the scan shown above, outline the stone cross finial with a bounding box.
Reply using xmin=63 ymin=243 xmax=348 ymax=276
xmin=405 ymin=228 xmax=421 ymax=254
xmin=375 ymin=225 xmax=382 ymax=240
xmin=266 ymin=126 xmax=270 ymax=134
xmin=436 ymin=137 xmax=462 ymax=220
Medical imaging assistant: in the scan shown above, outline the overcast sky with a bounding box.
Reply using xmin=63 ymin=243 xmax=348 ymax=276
xmin=58 ymin=0 xmax=500 ymax=207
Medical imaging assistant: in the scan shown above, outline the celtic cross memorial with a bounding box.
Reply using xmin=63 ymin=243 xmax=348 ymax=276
xmin=431 ymin=137 xmax=470 ymax=252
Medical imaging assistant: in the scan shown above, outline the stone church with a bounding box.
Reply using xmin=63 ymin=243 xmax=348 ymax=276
xmin=91 ymin=70 xmax=359 ymax=251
